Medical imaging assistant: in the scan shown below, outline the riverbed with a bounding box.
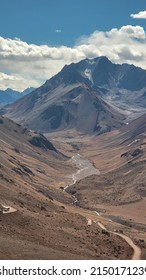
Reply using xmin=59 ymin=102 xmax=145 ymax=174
xmin=65 ymin=154 xmax=100 ymax=190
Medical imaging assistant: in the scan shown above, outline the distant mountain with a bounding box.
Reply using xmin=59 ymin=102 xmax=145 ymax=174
xmin=1 ymin=56 xmax=146 ymax=134
xmin=21 ymin=87 xmax=35 ymax=95
xmin=0 ymin=87 xmax=35 ymax=108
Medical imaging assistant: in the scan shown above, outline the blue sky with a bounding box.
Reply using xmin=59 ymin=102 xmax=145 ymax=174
xmin=0 ymin=0 xmax=146 ymax=90
xmin=1 ymin=0 xmax=146 ymax=46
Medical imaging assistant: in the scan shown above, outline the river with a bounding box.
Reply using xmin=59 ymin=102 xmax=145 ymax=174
xmin=64 ymin=154 xmax=100 ymax=190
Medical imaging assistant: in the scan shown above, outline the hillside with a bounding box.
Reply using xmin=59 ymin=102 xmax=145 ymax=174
xmin=56 ymin=114 xmax=146 ymax=259
xmin=0 ymin=116 xmax=132 ymax=259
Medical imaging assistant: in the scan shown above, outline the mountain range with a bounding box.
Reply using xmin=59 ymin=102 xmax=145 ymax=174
xmin=0 ymin=87 xmax=35 ymax=109
xmin=1 ymin=56 xmax=146 ymax=134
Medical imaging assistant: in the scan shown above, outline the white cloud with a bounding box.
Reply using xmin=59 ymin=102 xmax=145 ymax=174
xmin=0 ymin=72 xmax=40 ymax=91
xmin=0 ymin=73 xmax=17 ymax=81
xmin=131 ymin=10 xmax=146 ymax=19
xmin=0 ymin=36 xmax=85 ymax=91
xmin=119 ymin=25 xmax=145 ymax=39
xmin=0 ymin=25 xmax=146 ymax=91
xmin=55 ymin=30 xmax=62 ymax=33
xmin=76 ymin=25 xmax=146 ymax=63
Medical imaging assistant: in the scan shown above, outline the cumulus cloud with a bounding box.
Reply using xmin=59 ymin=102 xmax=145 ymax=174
xmin=0 ymin=73 xmax=17 ymax=81
xmin=76 ymin=25 xmax=146 ymax=63
xmin=0 ymin=25 xmax=146 ymax=91
xmin=0 ymin=72 xmax=40 ymax=91
xmin=131 ymin=10 xmax=146 ymax=19
xmin=0 ymin=36 xmax=85 ymax=91
xmin=119 ymin=25 xmax=145 ymax=39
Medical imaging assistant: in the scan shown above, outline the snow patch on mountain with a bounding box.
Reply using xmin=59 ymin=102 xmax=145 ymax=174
xmin=82 ymin=68 xmax=94 ymax=85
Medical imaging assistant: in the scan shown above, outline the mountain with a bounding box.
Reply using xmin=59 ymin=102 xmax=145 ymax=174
xmin=52 ymin=56 xmax=146 ymax=113
xmin=0 ymin=82 xmax=125 ymax=134
xmin=1 ymin=56 xmax=146 ymax=134
xmin=0 ymin=87 xmax=35 ymax=108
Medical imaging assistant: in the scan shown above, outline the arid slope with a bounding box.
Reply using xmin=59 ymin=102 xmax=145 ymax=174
xmin=0 ymin=116 xmax=132 ymax=260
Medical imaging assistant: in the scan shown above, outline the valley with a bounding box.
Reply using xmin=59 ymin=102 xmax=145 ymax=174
xmin=0 ymin=116 xmax=146 ymax=260
xmin=48 ymin=123 xmax=146 ymax=260
xmin=0 ymin=57 xmax=146 ymax=260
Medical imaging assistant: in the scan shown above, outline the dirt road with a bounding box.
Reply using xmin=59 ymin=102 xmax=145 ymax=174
xmin=113 ymin=232 xmax=141 ymax=260
xmin=97 ymin=221 xmax=141 ymax=260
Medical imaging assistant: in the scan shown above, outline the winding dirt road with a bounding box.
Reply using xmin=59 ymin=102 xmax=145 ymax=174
xmin=113 ymin=232 xmax=141 ymax=260
xmin=97 ymin=221 xmax=141 ymax=260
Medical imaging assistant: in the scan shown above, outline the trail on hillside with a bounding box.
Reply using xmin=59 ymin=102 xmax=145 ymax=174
xmin=97 ymin=221 xmax=141 ymax=260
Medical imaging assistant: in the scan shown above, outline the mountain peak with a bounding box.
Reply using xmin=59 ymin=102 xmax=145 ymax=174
xmin=87 ymin=56 xmax=111 ymax=63
xmin=47 ymin=56 xmax=114 ymax=88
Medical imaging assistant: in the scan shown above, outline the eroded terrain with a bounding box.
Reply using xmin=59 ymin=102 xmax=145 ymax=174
xmin=0 ymin=116 xmax=146 ymax=259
